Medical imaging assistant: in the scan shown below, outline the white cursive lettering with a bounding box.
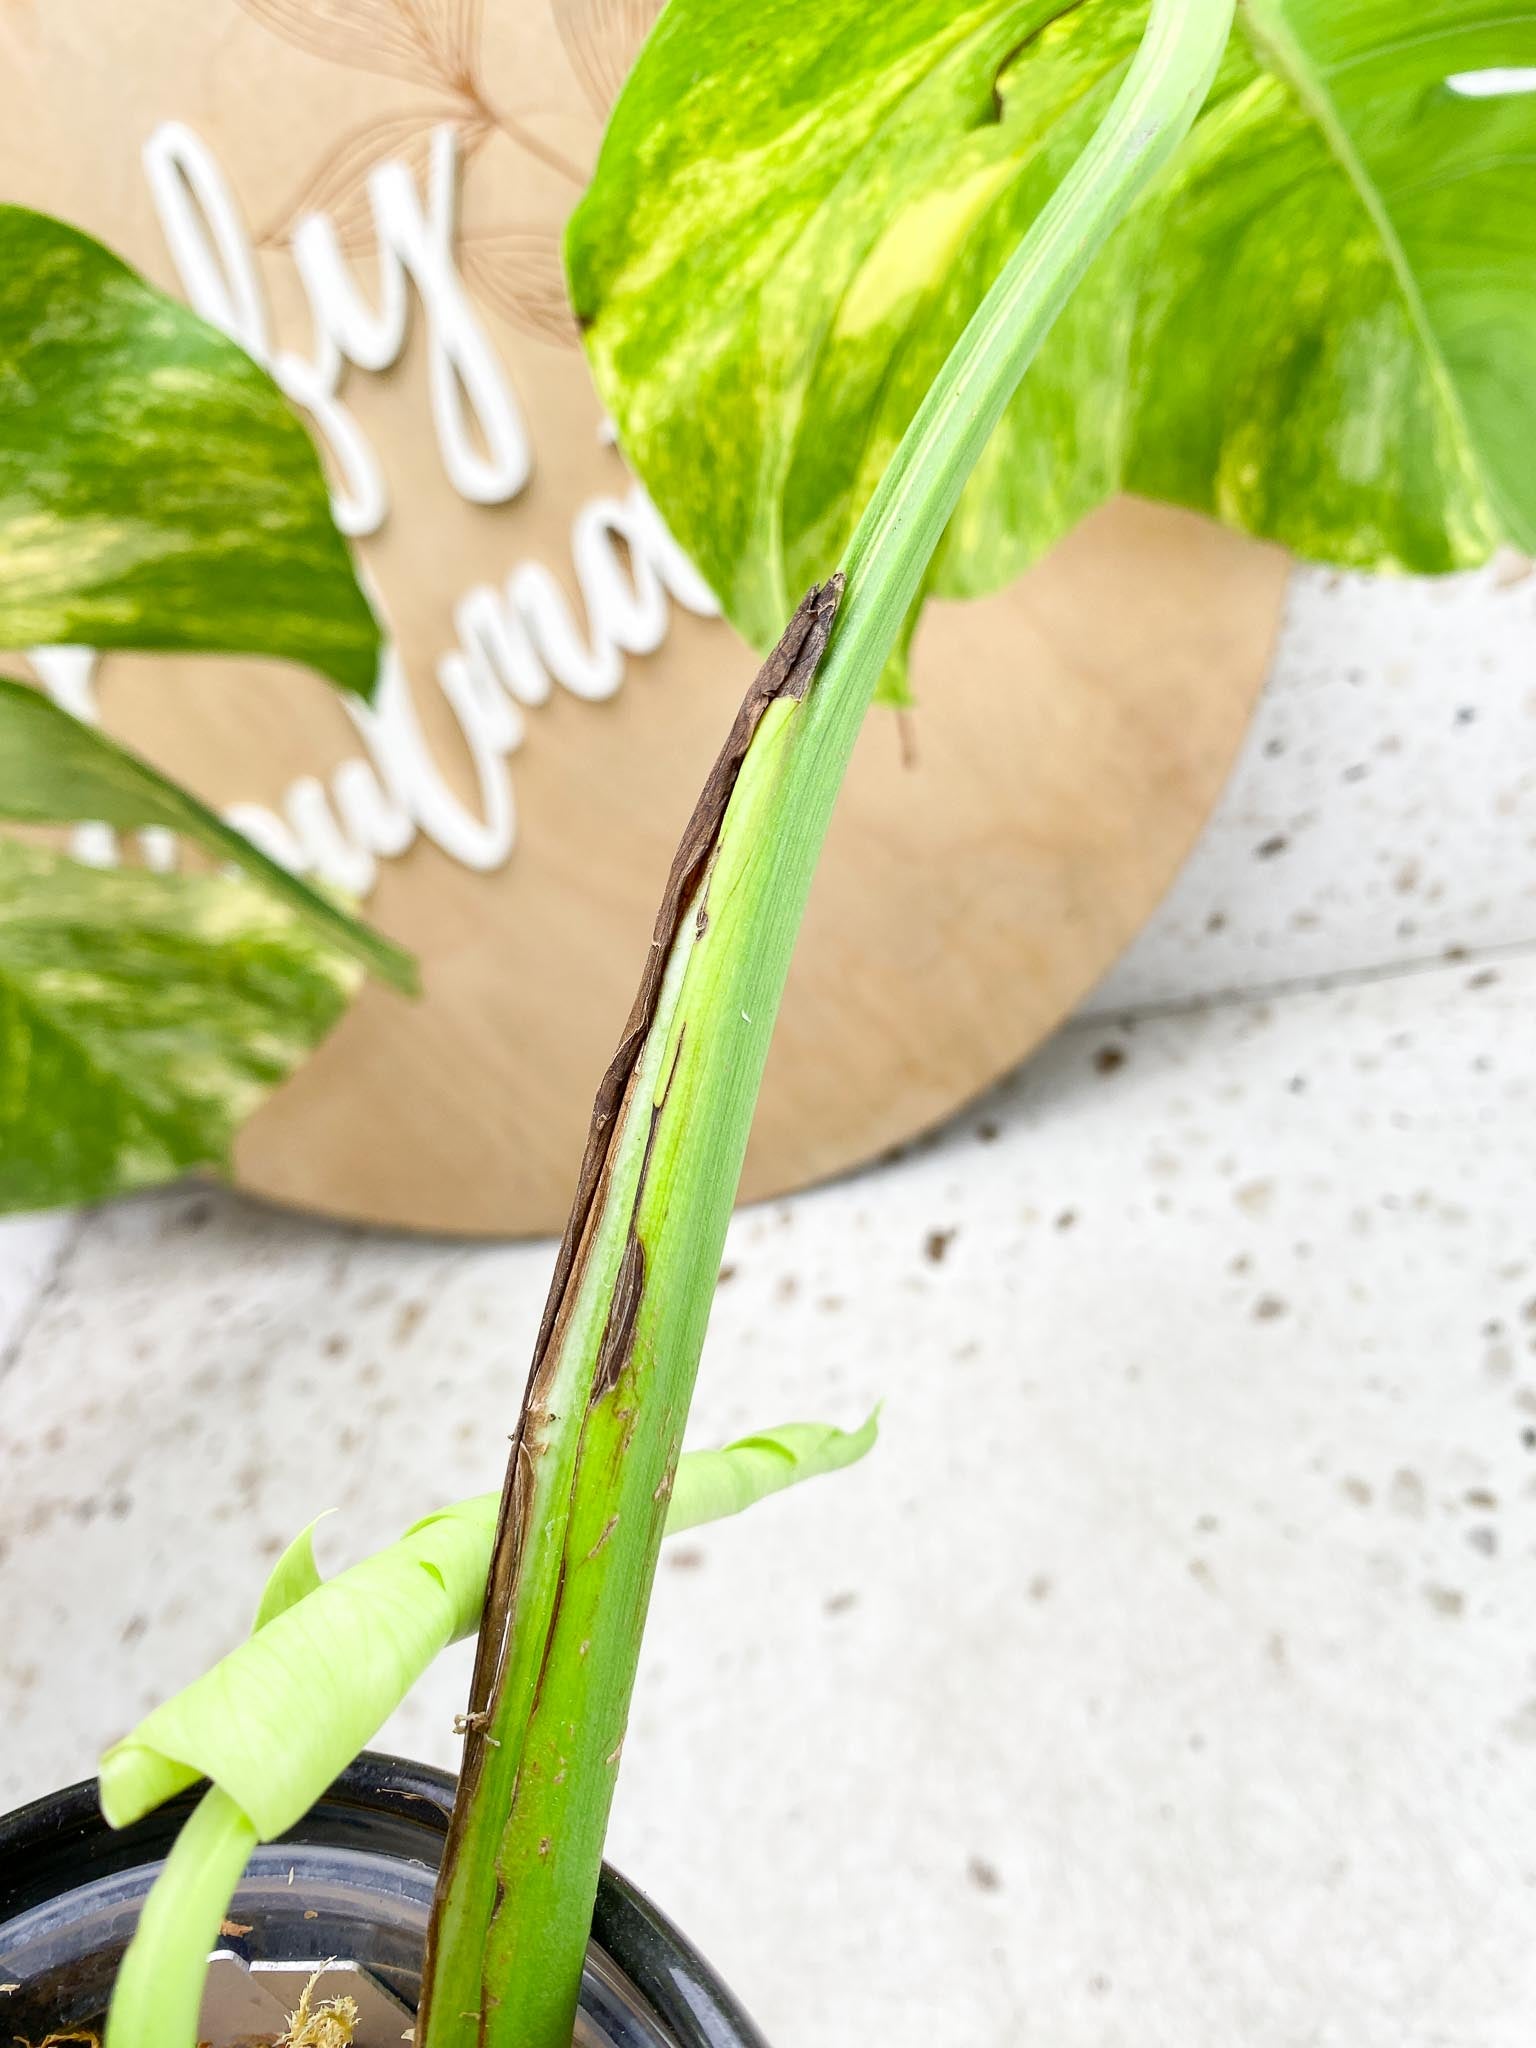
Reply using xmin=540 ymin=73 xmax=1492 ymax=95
xmin=39 ymin=127 xmax=721 ymax=901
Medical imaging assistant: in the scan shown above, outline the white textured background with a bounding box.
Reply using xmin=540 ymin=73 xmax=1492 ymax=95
xmin=4 ymin=555 xmax=1536 ymax=2046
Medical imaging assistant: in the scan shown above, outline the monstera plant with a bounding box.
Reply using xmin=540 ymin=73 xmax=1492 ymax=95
xmin=3 ymin=1 xmax=1534 ymax=2046
xmin=0 ymin=206 xmax=412 ymax=1214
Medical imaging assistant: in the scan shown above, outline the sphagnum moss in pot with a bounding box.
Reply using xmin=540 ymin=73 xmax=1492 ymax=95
xmin=5 ymin=0 xmax=1536 ymax=2039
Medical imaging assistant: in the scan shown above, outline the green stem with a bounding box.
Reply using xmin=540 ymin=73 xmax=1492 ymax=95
xmin=419 ymin=3 xmax=1235 ymax=2043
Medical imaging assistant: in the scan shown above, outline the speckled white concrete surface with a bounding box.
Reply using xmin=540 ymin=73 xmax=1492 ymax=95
xmin=1097 ymin=556 xmax=1536 ymax=1008
xmin=0 ymin=1211 xmax=74 ymax=1360
xmin=3 ymin=562 xmax=1536 ymax=2047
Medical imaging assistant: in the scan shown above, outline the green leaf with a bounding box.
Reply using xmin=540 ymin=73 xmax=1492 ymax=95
xmin=0 ymin=677 xmax=415 ymax=990
xmin=98 ymin=1414 xmax=878 ymax=1840
xmin=0 ymin=205 xmax=380 ymax=696
xmin=0 ymin=840 xmax=362 ymax=1212
xmin=567 ymin=0 xmax=1536 ymax=684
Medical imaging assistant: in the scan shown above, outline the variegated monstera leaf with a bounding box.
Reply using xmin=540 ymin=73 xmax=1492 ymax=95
xmin=567 ymin=0 xmax=1536 ymax=691
xmin=0 ymin=205 xmax=408 ymax=1212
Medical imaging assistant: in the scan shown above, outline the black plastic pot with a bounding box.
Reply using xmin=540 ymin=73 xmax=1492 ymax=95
xmin=0 ymin=1751 xmax=768 ymax=2047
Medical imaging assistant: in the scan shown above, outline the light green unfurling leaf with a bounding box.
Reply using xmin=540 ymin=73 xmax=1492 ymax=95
xmin=101 ymin=1495 xmax=495 ymax=1838
xmin=250 ymin=1514 xmax=331 ymax=1634
xmin=665 ymin=1411 xmax=881 ymax=1533
xmin=99 ymin=1413 xmax=877 ymax=1839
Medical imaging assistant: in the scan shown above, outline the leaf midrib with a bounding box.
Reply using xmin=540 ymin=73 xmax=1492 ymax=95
xmin=1238 ymin=0 xmax=1494 ymax=522
xmin=784 ymin=6 xmax=1142 ymax=612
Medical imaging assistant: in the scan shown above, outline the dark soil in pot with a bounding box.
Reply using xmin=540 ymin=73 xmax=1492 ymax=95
xmin=0 ymin=1751 xmax=767 ymax=2048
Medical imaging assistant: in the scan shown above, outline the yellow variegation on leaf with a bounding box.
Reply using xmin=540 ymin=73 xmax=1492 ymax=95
xmin=568 ymin=0 xmax=1536 ymax=697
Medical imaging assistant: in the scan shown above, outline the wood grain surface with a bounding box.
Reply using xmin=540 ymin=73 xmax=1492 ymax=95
xmin=0 ymin=0 xmax=1290 ymax=1235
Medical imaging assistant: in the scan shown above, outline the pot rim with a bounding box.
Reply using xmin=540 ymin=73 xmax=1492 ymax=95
xmin=0 ymin=1750 xmax=768 ymax=2048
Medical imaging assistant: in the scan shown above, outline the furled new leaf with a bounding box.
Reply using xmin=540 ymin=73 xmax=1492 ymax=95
xmin=662 ymin=1411 xmax=880 ymax=1532
xmin=103 ymin=1494 xmax=497 ymax=1839
xmin=567 ymin=0 xmax=1536 ymax=690
xmin=0 ymin=205 xmax=379 ymax=694
xmin=101 ymin=1416 xmax=876 ymax=2048
xmin=0 ymin=677 xmax=413 ymax=989
xmin=250 ymin=1515 xmax=330 ymax=1632
xmin=100 ymin=1413 xmax=878 ymax=1838
xmin=0 ymin=841 xmax=362 ymax=1211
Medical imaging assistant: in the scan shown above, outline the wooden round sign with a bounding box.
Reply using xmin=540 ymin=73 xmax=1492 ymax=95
xmin=0 ymin=1 xmax=1289 ymax=1236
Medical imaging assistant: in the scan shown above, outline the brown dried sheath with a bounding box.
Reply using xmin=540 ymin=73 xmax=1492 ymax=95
xmin=442 ymin=573 xmax=842 ymax=1853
